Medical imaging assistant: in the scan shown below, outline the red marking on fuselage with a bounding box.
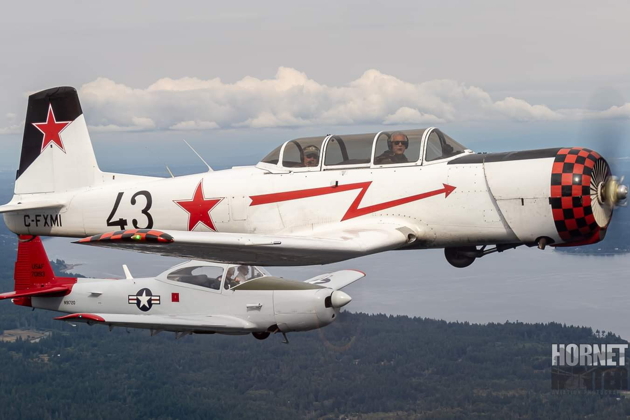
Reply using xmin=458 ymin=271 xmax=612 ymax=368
xmin=551 ymin=227 xmax=604 ymax=247
xmin=174 ymin=180 xmax=223 ymax=231
xmin=250 ymin=182 xmax=456 ymax=221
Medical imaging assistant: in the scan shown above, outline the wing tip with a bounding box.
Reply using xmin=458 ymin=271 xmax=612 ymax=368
xmin=77 ymin=229 xmax=174 ymax=244
xmin=347 ymin=269 xmax=366 ymax=277
xmin=54 ymin=313 xmax=105 ymax=322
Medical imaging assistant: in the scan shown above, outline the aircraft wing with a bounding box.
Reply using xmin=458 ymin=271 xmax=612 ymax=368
xmin=54 ymin=313 xmax=256 ymax=333
xmin=74 ymin=223 xmax=418 ymax=266
xmin=304 ymin=269 xmax=365 ymax=290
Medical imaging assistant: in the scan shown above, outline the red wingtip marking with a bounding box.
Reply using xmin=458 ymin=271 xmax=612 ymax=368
xmin=54 ymin=313 xmax=105 ymax=322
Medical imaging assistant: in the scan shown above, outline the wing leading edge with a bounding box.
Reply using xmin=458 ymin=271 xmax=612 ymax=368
xmin=55 ymin=313 xmax=256 ymax=333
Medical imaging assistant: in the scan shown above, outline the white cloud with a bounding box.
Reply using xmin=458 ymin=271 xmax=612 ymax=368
xmin=492 ymin=97 xmax=562 ymax=121
xmin=234 ymin=112 xmax=310 ymax=128
xmin=169 ymin=120 xmax=220 ymax=131
xmin=588 ymin=103 xmax=630 ymax=120
xmin=0 ymin=121 xmax=23 ymax=135
xmin=383 ymin=107 xmax=444 ymax=125
xmin=88 ymin=124 xmax=146 ymax=133
xmin=3 ymin=67 xmax=630 ymax=135
xmin=131 ymin=116 xmax=156 ymax=129
xmin=89 ymin=116 xmax=155 ymax=133
xmin=0 ymin=113 xmax=22 ymax=134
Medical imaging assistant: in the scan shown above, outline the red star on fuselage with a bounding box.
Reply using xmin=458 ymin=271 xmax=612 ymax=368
xmin=32 ymin=104 xmax=71 ymax=153
xmin=174 ymin=181 xmax=222 ymax=231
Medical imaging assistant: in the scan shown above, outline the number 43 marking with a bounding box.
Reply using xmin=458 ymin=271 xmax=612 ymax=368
xmin=106 ymin=191 xmax=154 ymax=230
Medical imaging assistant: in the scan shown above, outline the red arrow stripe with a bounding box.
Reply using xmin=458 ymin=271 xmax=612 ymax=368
xmin=250 ymin=182 xmax=371 ymax=206
xmin=342 ymin=183 xmax=456 ymax=221
xmin=250 ymin=183 xmax=456 ymax=221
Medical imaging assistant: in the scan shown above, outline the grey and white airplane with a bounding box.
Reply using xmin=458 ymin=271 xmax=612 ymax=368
xmin=0 ymin=236 xmax=363 ymax=342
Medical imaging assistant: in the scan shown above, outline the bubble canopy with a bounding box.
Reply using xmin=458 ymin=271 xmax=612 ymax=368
xmin=258 ymin=128 xmax=469 ymax=171
xmin=158 ymin=261 xmax=271 ymax=292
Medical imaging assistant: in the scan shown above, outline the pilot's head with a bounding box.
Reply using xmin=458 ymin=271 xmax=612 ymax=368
xmin=237 ymin=265 xmax=249 ymax=275
xmin=389 ymin=132 xmax=408 ymax=155
xmin=303 ymin=145 xmax=320 ymax=167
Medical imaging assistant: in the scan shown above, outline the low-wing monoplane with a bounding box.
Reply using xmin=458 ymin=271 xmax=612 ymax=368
xmin=1 ymin=87 xmax=627 ymax=267
xmin=0 ymin=236 xmax=362 ymax=341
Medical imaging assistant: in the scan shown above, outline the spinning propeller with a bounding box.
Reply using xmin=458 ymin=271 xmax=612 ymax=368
xmin=583 ymin=88 xmax=629 ymax=226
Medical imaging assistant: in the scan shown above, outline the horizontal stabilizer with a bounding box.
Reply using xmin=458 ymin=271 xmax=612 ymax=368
xmin=304 ymin=270 xmax=365 ymax=290
xmin=54 ymin=313 xmax=256 ymax=333
xmin=0 ymin=286 xmax=70 ymax=300
xmin=0 ymin=200 xmax=66 ymax=214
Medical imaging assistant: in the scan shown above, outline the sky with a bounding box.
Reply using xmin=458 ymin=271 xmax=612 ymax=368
xmin=1 ymin=2 xmax=630 ymax=335
xmin=1 ymin=1 xmax=630 ymax=173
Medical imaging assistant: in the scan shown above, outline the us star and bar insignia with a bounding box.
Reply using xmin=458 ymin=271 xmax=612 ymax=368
xmin=128 ymin=288 xmax=161 ymax=312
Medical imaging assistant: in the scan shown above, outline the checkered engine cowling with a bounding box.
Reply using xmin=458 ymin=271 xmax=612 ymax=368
xmin=550 ymin=147 xmax=610 ymax=244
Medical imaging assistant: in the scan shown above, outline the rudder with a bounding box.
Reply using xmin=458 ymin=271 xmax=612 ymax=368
xmin=14 ymin=235 xmax=55 ymax=291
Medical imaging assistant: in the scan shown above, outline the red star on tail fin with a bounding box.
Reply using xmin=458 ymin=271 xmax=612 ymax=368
xmin=32 ymin=104 xmax=71 ymax=153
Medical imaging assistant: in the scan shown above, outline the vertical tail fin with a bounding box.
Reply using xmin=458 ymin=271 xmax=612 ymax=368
xmin=16 ymin=86 xmax=100 ymax=194
xmin=14 ymin=235 xmax=56 ymax=291
xmin=0 ymin=236 xmax=76 ymax=304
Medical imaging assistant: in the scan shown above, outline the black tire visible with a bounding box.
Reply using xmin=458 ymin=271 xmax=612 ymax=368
xmin=444 ymin=247 xmax=476 ymax=268
xmin=252 ymin=332 xmax=270 ymax=340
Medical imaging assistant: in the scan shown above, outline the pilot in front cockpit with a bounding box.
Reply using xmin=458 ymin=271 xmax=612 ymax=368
xmin=374 ymin=132 xmax=409 ymax=165
xmin=235 ymin=265 xmax=249 ymax=284
xmin=225 ymin=265 xmax=252 ymax=288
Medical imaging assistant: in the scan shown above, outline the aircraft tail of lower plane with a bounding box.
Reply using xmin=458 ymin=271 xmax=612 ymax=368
xmin=14 ymin=235 xmax=55 ymax=291
xmin=0 ymin=236 xmax=75 ymax=303
xmin=15 ymin=86 xmax=101 ymax=195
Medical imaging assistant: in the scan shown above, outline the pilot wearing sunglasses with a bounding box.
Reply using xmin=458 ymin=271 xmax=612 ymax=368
xmin=374 ymin=132 xmax=409 ymax=165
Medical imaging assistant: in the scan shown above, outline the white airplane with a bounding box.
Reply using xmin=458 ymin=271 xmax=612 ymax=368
xmin=0 ymin=236 xmax=363 ymax=342
xmin=0 ymin=87 xmax=627 ymax=268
